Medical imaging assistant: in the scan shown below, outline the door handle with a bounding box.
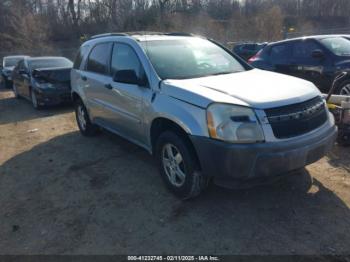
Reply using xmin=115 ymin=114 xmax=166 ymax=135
xmin=104 ymin=83 xmax=113 ymax=90
xmin=81 ymin=75 xmax=87 ymax=81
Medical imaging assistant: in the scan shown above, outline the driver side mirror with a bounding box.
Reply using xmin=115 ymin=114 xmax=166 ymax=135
xmin=312 ymin=49 xmax=324 ymax=59
xmin=113 ymin=70 xmax=147 ymax=86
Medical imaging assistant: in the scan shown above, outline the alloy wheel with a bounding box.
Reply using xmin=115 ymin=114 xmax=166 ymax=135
xmin=162 ymin=143 xmax=186 ymax=187
xmin=77 ymin=105 xmax=87 ymax=131
xmin=13 ymin=84 xmax=18 ymax=97
xmin=31 ymin=89 xmax=38 ymax=108
xmin=340 ymin=83 xmax=350 ymax=96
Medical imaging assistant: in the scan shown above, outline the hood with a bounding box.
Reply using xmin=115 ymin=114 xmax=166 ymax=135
xmin=3 ymin=66 xmax=15 ymax=72
xmin=161 ymin=69 xmax=321 ymax=109
xmin=32 ymin=67 xmax=71 ymax=83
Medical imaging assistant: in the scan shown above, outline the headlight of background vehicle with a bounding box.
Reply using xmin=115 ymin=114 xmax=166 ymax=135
xmin=207 ymin=103 xmax=265 ymax=143
xmin=35 ymin=82 xmax=54 ymax=89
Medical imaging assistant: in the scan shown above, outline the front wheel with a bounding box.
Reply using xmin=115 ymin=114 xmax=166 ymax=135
xmin=13 ymin=83 xmax=20 ymax=99
xmin=75 ymin=99 xmax=99 ymax=136
xmin=337 ymin=129 xmax=350 ymax=147
xmin=31 ymin=88 xmax=41 ymax=109
xmin=156 ymin=131 xmax=208 ymax=199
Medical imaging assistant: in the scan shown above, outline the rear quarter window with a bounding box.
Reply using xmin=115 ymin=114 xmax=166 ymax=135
xmin=73 ymin=45 xmax=89 ymax=70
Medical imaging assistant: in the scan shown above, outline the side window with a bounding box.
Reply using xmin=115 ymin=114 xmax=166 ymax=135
xmin=110 ymin=43 xmax=144 ymax=78
xmin=17 ymin=60 xmax=24 ymax=71
xmin=270 ymin=44 xmax=292 ymax=63
xmin=292 ymin=40 xmax=320 ymax=60
xmin=86 ymin=42 xmax=112 ymax=75
xmin=74 ymin=45 xmax=89 ymax=69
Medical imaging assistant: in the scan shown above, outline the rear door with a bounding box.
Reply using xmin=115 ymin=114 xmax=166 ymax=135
xmin=82 ymin=42 xmax=114 ymax=126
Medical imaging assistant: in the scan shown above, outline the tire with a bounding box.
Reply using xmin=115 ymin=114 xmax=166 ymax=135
xmin=335 ymin=79 xmax=350 ymax=95
xmin=155 ymin=131 xmax=208 ymax=199
xmin=75 ymin=99 xmax=99 ymax=136
xmin=4 ymin=78 xmax=12 ymax=89
xmin=337 ymin=129 xmax=350 ymax=147
xmin=13 ymin=83 xmax=20 ymax=99
xmin=0 ymin=75 xmax=4 ymax=88
xmin=30 ymin=88 xmax=41 ymax=109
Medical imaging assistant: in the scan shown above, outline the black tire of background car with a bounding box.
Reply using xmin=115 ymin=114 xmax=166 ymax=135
xmin=5 ymin=78 xmax=12 ymax=89
xmin=156 ymin=131 xmax=208 ymax=199
xmin=337 ymin=129 xmax=350 ymax=147
xmin=335 ymin=79 xmax=350 ymax=95
xmin=75 ymin=99 xmax=100 ymax=136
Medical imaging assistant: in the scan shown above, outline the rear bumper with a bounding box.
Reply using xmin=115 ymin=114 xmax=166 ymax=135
xmin=190 ymin=124 xmax=337 ymax=188
xmin=36 ymin=89 xmax=72 ymax=106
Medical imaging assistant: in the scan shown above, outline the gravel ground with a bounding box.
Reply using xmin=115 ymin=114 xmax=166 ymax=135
xmin=0 ymin=87 xmax=349 ymax=255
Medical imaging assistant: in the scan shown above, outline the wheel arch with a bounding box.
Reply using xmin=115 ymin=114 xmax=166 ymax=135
xmin=150 ymin=117 xmax=201 ymax=169
xmin=71 ymin=91 xmax=82 ymax=102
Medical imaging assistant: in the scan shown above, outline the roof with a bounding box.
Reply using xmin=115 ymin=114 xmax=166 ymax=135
xmin=87 ymin=32 xmax=200 ymax=43
xmin=270 ymin=34 xmax=350 ymax=46
xmin=4 ymin=55 xmax=29 ymax=59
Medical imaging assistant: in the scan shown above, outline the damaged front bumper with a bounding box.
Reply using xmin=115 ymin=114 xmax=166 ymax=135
xmin=190 ymin=124 xmax=337 ymax=189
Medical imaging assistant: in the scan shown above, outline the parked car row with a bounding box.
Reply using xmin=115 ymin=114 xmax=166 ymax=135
xmin=1 ymin=55 xmax=73 ymax=109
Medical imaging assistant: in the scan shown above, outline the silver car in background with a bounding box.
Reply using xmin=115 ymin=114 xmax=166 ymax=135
xmin=1 ymin=55 xmax=29 ymax=88
xmin=71 ymin=33 xmax=337 ymax=199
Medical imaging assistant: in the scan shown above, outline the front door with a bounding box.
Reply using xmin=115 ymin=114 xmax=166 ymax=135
xmin=291 ymin=40 xmax=332 ymax=92
xmin=104 ymin=42 xmax=149 ymax=144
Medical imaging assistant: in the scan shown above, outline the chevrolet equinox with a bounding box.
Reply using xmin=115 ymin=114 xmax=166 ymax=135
xmin=71 ymin=33 xmax=337 ymax=199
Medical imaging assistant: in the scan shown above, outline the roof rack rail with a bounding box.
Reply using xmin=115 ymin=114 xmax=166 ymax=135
xmin=125 ymin=31 xmax=163 ymax=35
xmin=164 ymin=32 xmax=194 ymax=36
xmin=90 ymin=33 xmax=129 ymax=39
xmin=89 ymin=31 xmax=197 ymax=40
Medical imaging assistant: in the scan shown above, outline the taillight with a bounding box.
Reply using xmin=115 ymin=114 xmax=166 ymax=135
xmin=248 ymin=50 xmax=262 ymax=63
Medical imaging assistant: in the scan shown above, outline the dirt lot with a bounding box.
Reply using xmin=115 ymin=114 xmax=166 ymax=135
xmin=0 ymin=87 xmax=350 ymax=255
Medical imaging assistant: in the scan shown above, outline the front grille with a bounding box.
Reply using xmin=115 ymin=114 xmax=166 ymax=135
xmin=265 ymin=96 xmax=328 ymax=139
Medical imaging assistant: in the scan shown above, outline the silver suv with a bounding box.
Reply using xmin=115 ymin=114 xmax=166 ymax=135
xmin=71 ymin=32 xmax=337 ymax=199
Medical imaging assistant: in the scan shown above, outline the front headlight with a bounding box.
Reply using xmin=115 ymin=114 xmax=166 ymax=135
xmin=36 ymin=82 xmax=54 ymax=89
xmin=207 ymin=103 xmax=265 ymax=143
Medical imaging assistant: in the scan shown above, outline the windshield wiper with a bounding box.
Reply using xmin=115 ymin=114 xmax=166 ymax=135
xmin=205 ymin=71 xmax=240 ymax=77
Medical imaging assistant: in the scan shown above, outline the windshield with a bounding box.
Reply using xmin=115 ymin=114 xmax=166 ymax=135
xmin=320 ymin=37 xmax=350 ymax=56
xmin=29 ymin=58 xmax=73 ymax=71
xmin=141 ymin=38 xmax=245 ymax=79
xmin=4 ymin=57 xmax=22 ymax=67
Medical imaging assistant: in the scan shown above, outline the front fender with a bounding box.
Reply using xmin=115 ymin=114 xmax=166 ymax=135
xmin=145 ymin=94 xmax=209 ymax=145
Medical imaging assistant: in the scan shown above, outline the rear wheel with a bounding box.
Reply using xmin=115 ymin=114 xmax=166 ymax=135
xmin=156 ymin=131 xmax=208 ymax=199
xmin=75 ymin=99 xmax=99 ymax=136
